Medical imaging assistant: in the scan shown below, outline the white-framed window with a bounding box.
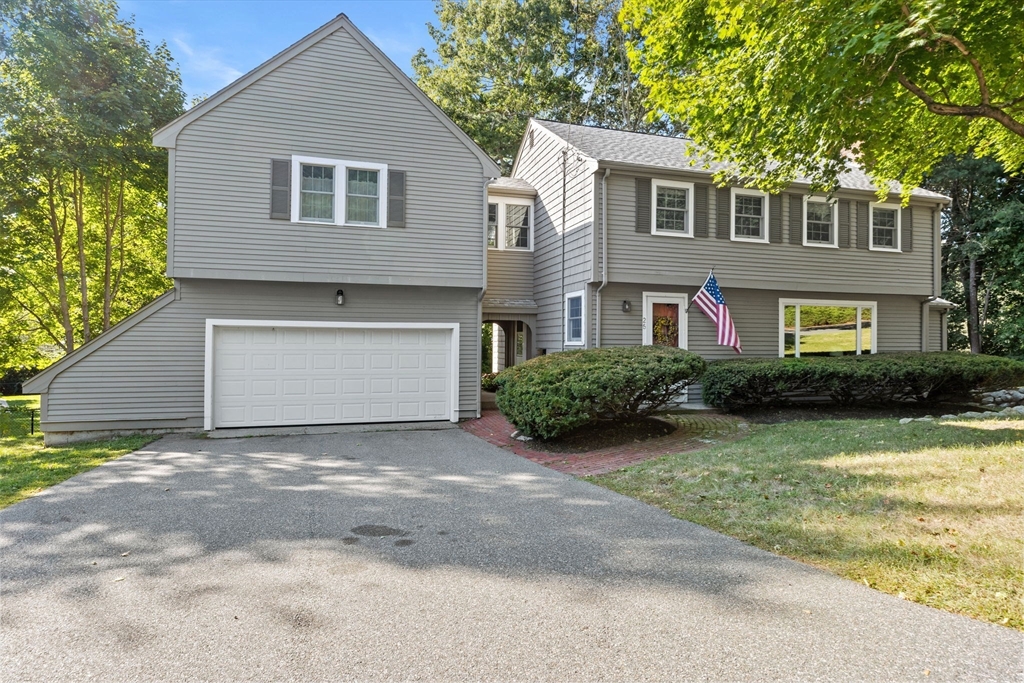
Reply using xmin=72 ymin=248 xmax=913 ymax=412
xmin=869 ymin=202 xmax=901 ymax=251
xmin=291 ymin=155 xmax=388 ymax=227
xmin=651 ymin=179 xmax=694 ymax=237
xmin=803 ymin=196 xmax=838 ymax=248
xmin=731 ymin=188 xmax=769 ymax=243
xmin=641 ymin=292 xmax=688 ymax=348
xmin=564 ymin=290 xmax=585 ymax=346
xmin=486 ymin=196 xmax=533 ymax=251
xmin=779 ymin=299 xmax=877 ymax=357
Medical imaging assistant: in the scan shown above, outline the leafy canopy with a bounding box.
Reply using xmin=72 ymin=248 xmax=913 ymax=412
xmin=415 ymin=0 xmax=677 ymax=173
xmin=622 ymin=0 xmax=1024 ymax=198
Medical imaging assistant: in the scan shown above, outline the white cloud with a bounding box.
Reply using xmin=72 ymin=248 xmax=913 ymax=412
xmin=172 ymin=35 xmax=245 ymax=95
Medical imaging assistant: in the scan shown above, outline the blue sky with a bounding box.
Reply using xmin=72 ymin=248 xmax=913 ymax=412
xmin=117 ymin=1 xmax=439 ymax=101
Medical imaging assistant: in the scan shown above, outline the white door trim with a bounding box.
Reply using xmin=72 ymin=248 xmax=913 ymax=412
xmin=204 ymin=319 xmax=460 ymax=430
xmin=641 ymin=292 xmax=689 ymax=348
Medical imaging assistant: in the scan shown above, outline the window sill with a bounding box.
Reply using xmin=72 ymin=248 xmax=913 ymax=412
xmin=803 ymin=241 xmax=839 ymax=249
xmin=292 ymin=220 xmax=384 ymax=229
xmin=868 ymin=245 xmax=902 ymax=253
xmin=489 ymin=247 xmax=534 ymax=253
xmin=651 ymin=229 xmax=694 ymax=238
xmin=730 ymin=235 xmax=769 ymax=244
xmin=564 ymin=341 xmax=584 ymax=347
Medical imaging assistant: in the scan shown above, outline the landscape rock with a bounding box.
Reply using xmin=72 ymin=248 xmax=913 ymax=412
xmin=940 ymin=414 xmax=957 ymax=419
xmin=898 ymin=417 xmax=914 ymax=425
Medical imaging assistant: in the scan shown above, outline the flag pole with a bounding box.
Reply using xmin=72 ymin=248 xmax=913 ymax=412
xmin=686 ymin=267 xmax=715 ymax=313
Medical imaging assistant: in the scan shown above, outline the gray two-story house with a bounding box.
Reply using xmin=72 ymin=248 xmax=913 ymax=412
xmin=483 ymin=120 xmax=953 ymax=402
xmin=26 ymin=15 xmax=501 ymax=443
xmin=26 ymin=17 xmax=952 ymax=443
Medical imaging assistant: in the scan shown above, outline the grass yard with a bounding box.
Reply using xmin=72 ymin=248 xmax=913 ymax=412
xmin=0 ymin=395 xmax=157 ymax=509
xmin=591 ymin=416 xmax=1024 ymax=630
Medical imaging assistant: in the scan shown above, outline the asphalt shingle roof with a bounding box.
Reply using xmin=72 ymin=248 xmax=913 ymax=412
xmin=532 ymin=120 xmax=949 ymax=201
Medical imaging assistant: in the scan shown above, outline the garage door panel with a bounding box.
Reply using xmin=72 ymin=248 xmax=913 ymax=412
xmin=212 ymin=325 xmax=452 ymax=429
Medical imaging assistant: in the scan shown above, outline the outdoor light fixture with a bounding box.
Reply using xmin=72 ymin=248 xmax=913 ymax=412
xmin=336 ymin=289 xmax=345 ymax=306
xmin=622 ymin=300 xmax=632 ymax=313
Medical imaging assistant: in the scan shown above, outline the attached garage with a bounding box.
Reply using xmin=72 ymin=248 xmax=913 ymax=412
xmin=205 ymin=320 xmax=460 ymax=430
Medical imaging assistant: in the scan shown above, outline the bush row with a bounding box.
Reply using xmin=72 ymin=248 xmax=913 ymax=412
xmin=494 ymin=346 xmax=706 ymax=440
xmin=700 ymin=352 xmax=1024 ymax=410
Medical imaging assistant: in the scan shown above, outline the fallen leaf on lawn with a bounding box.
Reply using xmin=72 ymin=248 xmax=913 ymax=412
xmin=120 ymin=552 xmax=130 ymax=557
xmin=113 ymin=577 xmax=125 ymax=582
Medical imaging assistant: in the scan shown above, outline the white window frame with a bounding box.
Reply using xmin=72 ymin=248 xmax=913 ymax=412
xmin=651 ymin=179 xmax=695 ymax=238
xmin=778 ymin=298 xmax=878 ymax=358
xmin=868 ymin=202 xmax=902 ymax=252
xmin=486 ymin=195 xmax=534 ymax=252
xmin=641 ymin=292 xmax=689 ymax=348
xmin=802 ymin=195 xmax=839 ymax=248
xmin=564 ymin=290 xmax=586 ymax=346
xmin=731 ymin=187 xmax=770 ymax=243
xmin=290 ymin=155 xmax=388 ymax=228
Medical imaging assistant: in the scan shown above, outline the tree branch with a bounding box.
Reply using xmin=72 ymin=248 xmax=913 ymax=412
xmin=895 ymin=72 xmax=1024 ymax=138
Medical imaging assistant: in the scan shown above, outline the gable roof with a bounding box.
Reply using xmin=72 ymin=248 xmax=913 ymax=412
xmin=153 ymin=14 xmax=501 ymax=178
xmin=531 ymin=120 xmax=949 ymax=202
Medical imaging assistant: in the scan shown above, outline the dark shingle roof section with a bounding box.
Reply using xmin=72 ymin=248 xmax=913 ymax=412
xmin=532 ymin=120 xmax=948 ymax=201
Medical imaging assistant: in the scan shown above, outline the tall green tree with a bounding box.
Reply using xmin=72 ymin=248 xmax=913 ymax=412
xmin=622 ymin=0 xmax=1024 ymax=197
xmin=0 ymin=0 xmax=183 ymax=367
xmin=414 ymin=0 xmax=676 ymax=173
xmin=925 ymin=156 xmax=1024 ymax=357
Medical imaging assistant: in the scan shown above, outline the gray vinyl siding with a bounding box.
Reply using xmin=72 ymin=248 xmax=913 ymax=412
xmin=169 ymin=24 xmax=488 ymax=288
xmin=486 ymin=250 xmax=534 ymax=301
xmin=513 ymin=126 xmax=595 ymax=351
xmin=41 ymin=279 xmax=481 ymax=433
xmin=597 ymin=282 xmax=927 ymax=357
xmin=929 ymin=309 xmax=944 ymax=351
xmin=605 ymin=171 xmax=939 ymax=296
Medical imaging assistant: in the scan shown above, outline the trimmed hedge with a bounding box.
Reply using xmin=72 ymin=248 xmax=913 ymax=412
xmin=702 ymin=352 xmax=1024 ymax=410
xmin=494 ymin=346 xmax=706 ymax=440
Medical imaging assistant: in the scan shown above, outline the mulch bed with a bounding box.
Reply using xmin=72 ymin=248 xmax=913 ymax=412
xmin=530 ymin=417 xmax=675 ymax=454
xmin=732 ymin=402 xmax=981 ymax=424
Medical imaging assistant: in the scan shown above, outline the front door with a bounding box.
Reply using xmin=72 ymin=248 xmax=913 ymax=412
xmin=642 ymin=293 xmax=688 ymax=348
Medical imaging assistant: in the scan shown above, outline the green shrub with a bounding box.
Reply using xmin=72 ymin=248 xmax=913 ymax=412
xmin=494 ymin=346 xmax=706 ymax=440
xmin=481 ymin=372 xmax=500 ymax=393
xmin=702 ymin=352 xmax=1024 ymax=410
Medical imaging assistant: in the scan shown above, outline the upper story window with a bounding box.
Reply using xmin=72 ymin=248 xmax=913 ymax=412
xmin=804 ymin=196 xmax=838 ymax=247
xmin=870 ymin=202 xmax=901 ymax=252
xmin=291 ymin=155 xmax=387 ymax=227
xmin=565 ymin=290 xmax=585 ymax=346
xmin=731 ymin=188 xmax=769 ymax=242
xmin=486 ymin=196 xmax=533 ymax=251
xmin=651 ymin=179 xmax=694 ymax=237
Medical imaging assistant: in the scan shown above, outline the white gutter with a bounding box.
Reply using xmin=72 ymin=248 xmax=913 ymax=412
xmin=595 ymin=167 xmax=611 ymax=347
xmin=478 ymin=177 xmax=495 ymax=417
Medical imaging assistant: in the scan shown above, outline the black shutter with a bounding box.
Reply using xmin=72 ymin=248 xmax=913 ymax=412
xmin=716 ymin=186 xmax=731 ymax=238
xmin=788 ymin=194 xmax=802 ymax=244
xmin=270 ymin=159 xmax=290 ymax=220
xmin=769 ymin=193 xmax=783 ymax=243
xmin=693 ymin=183 xmax=709 ymax=237
xmin=635 ymin=178 xmax=652 ymax=233
xmin=838 ymin=199 xmax=851 ymax=248
xmin=856 ymin=201 xmax=870 ymax=249
xmin=901 ymin=206 xmax=913 ymax=252
xmin=387 ymin=170 xmax=406 ymax=228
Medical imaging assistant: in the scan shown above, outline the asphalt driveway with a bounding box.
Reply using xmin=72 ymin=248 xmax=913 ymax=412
xmin=1 ymin=428 xmax=1020 ymax=681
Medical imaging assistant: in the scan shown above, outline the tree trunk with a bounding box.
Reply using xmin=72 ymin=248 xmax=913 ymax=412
xmin=967 ymin=256 xmax=981 ymax=353
xmin=73 ymin=170 xmax=91 ymax=343
xmin=47 ymin=174 xmax=74 ymax=352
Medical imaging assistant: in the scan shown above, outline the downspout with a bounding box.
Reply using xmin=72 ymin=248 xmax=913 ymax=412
xmin=921 ymin=295 xmax=938 ymax=352
xmin=595 ymin=168 xmax=610 ymax=347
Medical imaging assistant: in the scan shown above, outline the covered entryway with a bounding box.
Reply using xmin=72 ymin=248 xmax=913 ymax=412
xmin=205 ymin=320 xmax=459 ymax=430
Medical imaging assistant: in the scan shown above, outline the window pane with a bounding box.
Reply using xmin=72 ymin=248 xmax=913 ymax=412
xmin=798 ymin=306 xmax=858 ymax=356
xmin=567 ymin=296 xmax=582 ymax=341
xmin=652 ymin=302 xmax=680 ymax=347
xmin=655 ymin=187 xmax=688 ymax=232
xmin=806 ymin=201 xmax=832 ymax=243
xmin=487 ymin=203 xmax=498 ymax=247
xmin=300 ymin=164 xmax=334 ymax=222
xmin=346 ymin=169 xmax=379 ymax=224
xmin=783 ymin=305 xmax=796 ymax=356
xmin=861 ymin=308 xmax=873 ymax=353
xmin=735 ymin=195 xmax=763 ymax=237
xmin=872 ymin=208 xmax=896 ymax=247
xmin=505 ymin=204 xmax=530 ymax=248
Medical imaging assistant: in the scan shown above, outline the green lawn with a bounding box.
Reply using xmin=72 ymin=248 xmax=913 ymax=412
xmin=0 ymin=395 xmax=157 ymax=509
xmin=591 ymin=416 xmax=1024 ymax=630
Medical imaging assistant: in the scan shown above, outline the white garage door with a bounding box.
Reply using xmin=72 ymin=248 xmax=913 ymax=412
xmin=210 ymin=323 xmax=455 ymax=429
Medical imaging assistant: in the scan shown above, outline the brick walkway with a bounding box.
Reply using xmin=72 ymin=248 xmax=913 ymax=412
xmin=461 ymin=410 xmax=744 ymax=476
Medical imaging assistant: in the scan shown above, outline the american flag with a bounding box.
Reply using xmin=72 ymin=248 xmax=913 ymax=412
xmin=692 ymin=271 xmax=742 ymax=353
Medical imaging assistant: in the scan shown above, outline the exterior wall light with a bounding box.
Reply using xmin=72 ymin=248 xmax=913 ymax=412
xmin=622 ymin=300 xmax=632 ymax=313
xmin=336 ymin=289 xmax=345 ymax=306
